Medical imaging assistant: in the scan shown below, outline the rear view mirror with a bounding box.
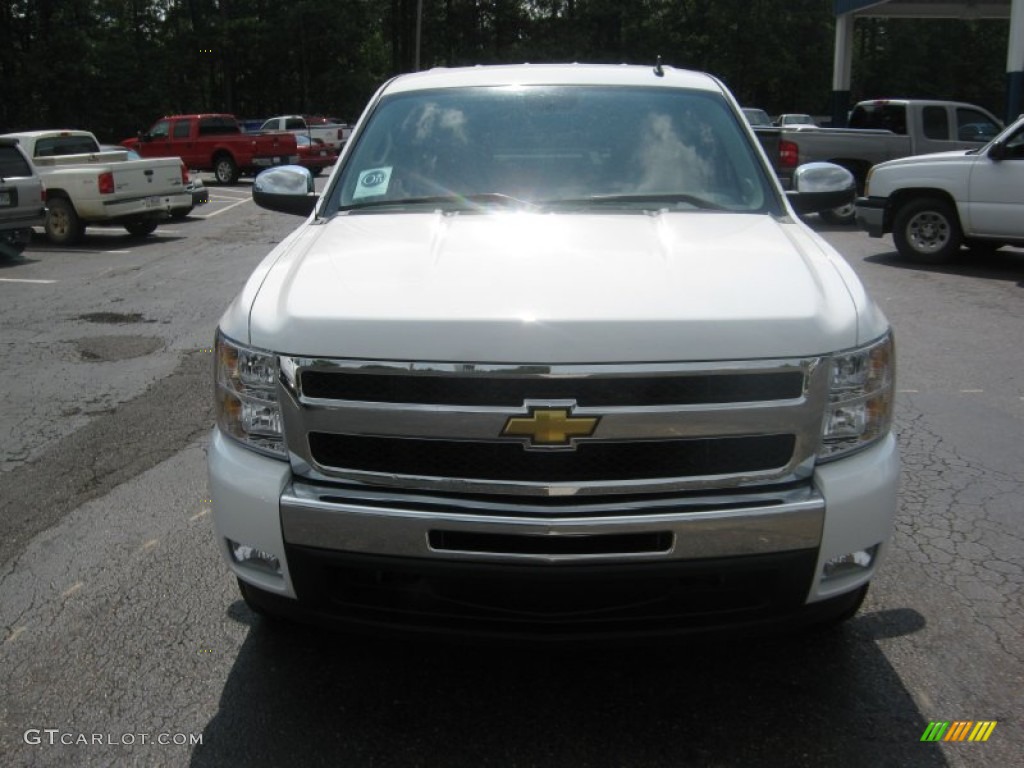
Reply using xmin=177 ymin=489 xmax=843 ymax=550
xmin=253 ymin=165 xmax=318 ymax=216
xmin=786 ymin=162 xmax=855 ymax=215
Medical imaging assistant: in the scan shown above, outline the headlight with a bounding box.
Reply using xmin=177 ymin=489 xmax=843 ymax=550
xmin=818 ymin=332 xmax=894 ymax=461
xmin=214 ymin=330 xmax=287 ymax=459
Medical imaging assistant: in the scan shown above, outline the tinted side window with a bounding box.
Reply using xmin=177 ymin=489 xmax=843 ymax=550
xmin=149 ymin=120 xmax=170 ymax=139
xmin=198 ymin=117 xmax=239 ymax=136
xmin=0 ymin=145 xmax=33 ymax=177
xmin=921 ymin=107 xmax=949 ymax=140
xmin=849 ymin=104 xmax=907 ymax=134
xmin=285 ymin=118 xmax=305 ymax=130
xmin=173 ymin=121 xmax=191 ymax=139
xmin=956 ymin=108 xmax=1000 ymax=142
xmin=1000 ymin=125 xmax=1024 ymax=159
xmin=34 ymin=135 xmax=101 ymax=157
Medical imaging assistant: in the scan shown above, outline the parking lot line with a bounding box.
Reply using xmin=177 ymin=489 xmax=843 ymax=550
xmin=0 ymin=278 xmax=58 ymax=284
xmin=23 ymin=247 xmax=131 ymax=255
xmin=194 ymin=198 xmax=250 ymax=218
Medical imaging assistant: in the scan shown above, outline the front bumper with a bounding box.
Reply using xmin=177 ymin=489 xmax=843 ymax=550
xmin=209 ymin=429 xmax=899 ymax=637
xmin=855 ymin=196 xmax=888 ymax=237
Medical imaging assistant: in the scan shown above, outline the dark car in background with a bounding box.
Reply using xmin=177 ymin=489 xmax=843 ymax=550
xmin=0 ymin=138 xmax=47 ymax=259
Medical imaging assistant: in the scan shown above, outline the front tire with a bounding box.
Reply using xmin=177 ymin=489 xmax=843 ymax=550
xmin=45 ymin=197 xmax=83 ymax=245
xmin=213 ymin=155 xmax=239 ymax=185
xmin=892 ymin=197 xmax=962 ymax=264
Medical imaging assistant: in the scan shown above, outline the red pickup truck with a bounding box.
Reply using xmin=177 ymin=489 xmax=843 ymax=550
xmin=124 ymin=114 xmax=298 ymax=184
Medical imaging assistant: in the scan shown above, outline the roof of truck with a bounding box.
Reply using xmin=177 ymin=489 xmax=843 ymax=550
xmin=383 ymin=63 xmax=724 ymax=95
xmin=0 ymin=129 xmax=94 ymax=139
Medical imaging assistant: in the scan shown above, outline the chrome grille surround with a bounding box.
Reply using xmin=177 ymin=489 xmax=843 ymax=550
xmin=278 ymin=357 xmax=828 ymax=498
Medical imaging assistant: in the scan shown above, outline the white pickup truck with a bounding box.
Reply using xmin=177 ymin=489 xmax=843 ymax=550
xmin=856 ymin=115 xmax=1024 ymax=263
xmin=0 ymin=130 xmax=192 ymax=245
xmin=258 ymin=115 xmax=350 ymax=151
xmin=210 ymin=64 xmax=897 ymax=642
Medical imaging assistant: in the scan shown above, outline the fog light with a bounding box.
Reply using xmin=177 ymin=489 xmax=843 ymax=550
xmin=823 ymin=544 xmax=878 ymax=581
xmin=229 ymin=539 xmax=282 ymax=575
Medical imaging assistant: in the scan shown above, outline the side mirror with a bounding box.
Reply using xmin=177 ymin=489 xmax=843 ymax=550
xmin=138 ymin=131 xmax=152 ymax=143
xmin=786 ymin=162 xmax=856 ymax=215
xmin=253 ymin=165 xmax=318 ymax=216
xmin=988 ymin=142 xmax=1006 ymax=161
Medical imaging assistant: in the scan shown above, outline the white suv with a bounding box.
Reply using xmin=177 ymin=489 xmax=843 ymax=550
xmin=856 ymin=115 xmax=1024 ymax=263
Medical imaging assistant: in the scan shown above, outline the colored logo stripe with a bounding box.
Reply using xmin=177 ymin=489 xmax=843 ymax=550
xmin=946 ymin=721 xmax=973 ymax=741
xmin=968 ymin=722 xmax=997 ymax=742
xmin=921 ymin=721 xmax=997 ymax=742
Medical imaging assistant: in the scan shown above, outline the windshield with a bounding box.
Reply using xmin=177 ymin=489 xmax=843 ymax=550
xmin=328 ymin=86 xmax=778 ymax=215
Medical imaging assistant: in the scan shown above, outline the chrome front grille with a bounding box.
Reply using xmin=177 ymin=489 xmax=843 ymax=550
xmin=278 ymin=358 xmax=828 ymax=497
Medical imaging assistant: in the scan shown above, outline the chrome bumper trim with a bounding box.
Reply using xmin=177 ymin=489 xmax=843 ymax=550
xmin=280 ymin=481 xmax=825 ymax=564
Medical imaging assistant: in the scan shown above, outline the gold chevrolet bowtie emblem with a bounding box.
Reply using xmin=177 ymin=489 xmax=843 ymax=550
xmin=501 ymin=408 xmax=599 ymax=447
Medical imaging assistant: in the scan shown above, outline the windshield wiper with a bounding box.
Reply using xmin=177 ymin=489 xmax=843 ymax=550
xmin=541 ymin=194 xmax=728 ymax=211
xmin=342 ymin=193 xmax=538 ymax=212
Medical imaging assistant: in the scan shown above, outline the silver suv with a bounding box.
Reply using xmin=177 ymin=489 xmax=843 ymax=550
xmin=0 ymin=138 xmax=46 ymax=259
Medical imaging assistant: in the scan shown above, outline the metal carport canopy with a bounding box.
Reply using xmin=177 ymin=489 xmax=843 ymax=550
xmin=831 ymin=0 xmax=1023 ymax=124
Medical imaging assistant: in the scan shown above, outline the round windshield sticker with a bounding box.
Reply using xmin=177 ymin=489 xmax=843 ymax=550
xmin=353 ymin=166 xmax=392 ymax=199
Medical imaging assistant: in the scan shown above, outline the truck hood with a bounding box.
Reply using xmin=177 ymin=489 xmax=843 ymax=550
xmin=247 ymin=211 xmax=862 ymax=363
xmin=875 ymin=148 xmax=974 ymax=170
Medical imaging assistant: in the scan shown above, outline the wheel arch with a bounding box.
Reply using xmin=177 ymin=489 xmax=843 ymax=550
xmin=888 ymin=187 xmax=961 ymax=231
xmin=210 ymin=148 xmax=237 ymax=165
xmin=42 ymin=187 xmax=73 ymax=204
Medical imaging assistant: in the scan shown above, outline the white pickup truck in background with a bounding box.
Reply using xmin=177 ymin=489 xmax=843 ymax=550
xmin=258 ymin=115 xmax=350 ymax=151
xmin=0 ymin=130 xmax=192 ymax=245
xmin=856 ymin=115 xmax=1024 ymax=263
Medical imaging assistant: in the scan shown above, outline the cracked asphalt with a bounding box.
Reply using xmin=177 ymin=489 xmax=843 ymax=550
xmin=0 ymin=198 xmax=1021 ymax=767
